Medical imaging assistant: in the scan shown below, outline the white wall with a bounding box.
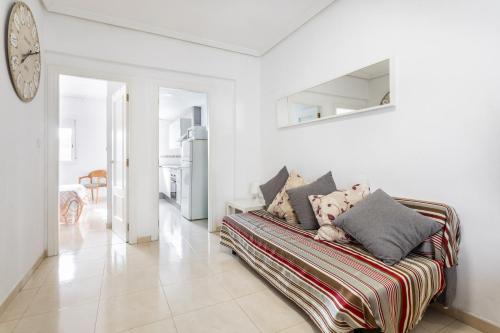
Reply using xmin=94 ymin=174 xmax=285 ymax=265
xmin=261 ymin=0 xmax=500 ymax=326
xmin=159 ymin=120 xmax=173 ymax=156
xmin=43 ymin=12 xmax=261 ymax=239
xmin=0 ymin=0 xmax=46 ymax=307
xmin=59 ymin=96 xmax=107 ymax=185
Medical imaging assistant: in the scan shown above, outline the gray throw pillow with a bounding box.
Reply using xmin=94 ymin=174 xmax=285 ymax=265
xmin=287 ymin=171 xmax=337 ymax=230
xmin=335 ymin=189 xmax=442 ymax=265
xmin=260 ymin=166 xmax=289 ymax=207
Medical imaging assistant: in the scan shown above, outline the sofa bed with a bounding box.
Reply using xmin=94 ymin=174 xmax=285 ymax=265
xmin=220 ymin=167 xmax=460 ymax=333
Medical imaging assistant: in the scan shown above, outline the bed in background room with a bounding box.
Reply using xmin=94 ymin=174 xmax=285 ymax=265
xmin=220 ymin=198 xmax=460 ymax=333
xmin=59 ymin=184 xmax=89 ymax=224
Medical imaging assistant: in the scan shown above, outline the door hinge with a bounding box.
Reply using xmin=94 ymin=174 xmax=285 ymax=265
xmin=126 ymin=93 xmax=130 ymax=102
xmin=126 ymin=158 xmax=129 ymax=167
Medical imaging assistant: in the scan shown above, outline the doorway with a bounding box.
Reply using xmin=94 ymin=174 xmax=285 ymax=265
xmin=158 ymin=87 xmax=209 ymax=241
xmin=54 ymin=74 xmax=129 ymax=253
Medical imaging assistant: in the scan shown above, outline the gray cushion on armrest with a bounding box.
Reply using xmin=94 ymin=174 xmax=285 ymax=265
xmin=260 ymin=166 xmax=289 ymax=207
xmin=335 ymin=189 xmax=442 ymax=265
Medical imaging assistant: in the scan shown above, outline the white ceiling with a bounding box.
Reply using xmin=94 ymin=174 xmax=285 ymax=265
xmin=59 ymin=75 xmax=108 ymax=100
xmin=349 ymin=59 xmax=390 ymax=80
xmin=41 ymin=0 xmax=335 ymax=56
xmin=159 ymin=88 xmax=207 ymax=121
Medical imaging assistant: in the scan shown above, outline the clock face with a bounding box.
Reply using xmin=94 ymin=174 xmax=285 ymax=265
xmin=7 ymin=2 xmax=41 ymax=103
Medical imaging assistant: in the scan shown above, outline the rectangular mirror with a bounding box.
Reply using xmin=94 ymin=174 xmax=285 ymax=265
xmin=277 ymin=59 xmax=394 ymax=128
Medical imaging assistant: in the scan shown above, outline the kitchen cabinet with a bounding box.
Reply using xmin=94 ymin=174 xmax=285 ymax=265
xmin=169 ymin=118 xmax=191 ymax=149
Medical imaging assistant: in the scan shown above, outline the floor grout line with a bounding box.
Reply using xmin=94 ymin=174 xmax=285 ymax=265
xmin=435 ymin=318 xmax=459 ymax=333
xmin=233 ymin=297 xmax=265 ymax=333
xmin=159 ymin=277 xmax=179 ymax=333
xmin=91 ymin=258 xmax=106 ymax=333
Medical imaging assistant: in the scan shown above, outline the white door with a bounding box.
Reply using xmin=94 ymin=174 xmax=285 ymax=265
xmin=111 ymin=85 xmax=128 ymax=242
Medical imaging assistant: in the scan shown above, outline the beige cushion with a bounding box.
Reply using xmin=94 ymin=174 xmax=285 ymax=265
xmin=309 ymin=184 xmax=370 ymax=242
xmin=267 ymin=171 xmax=307 ymax=224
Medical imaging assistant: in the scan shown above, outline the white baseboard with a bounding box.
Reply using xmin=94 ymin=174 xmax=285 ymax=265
xmin=137 ymin=236 xmax=152 ymax=244
xmin=432 ymin=304 xmax=500 ymax=333
xmin=0 ymin=251 xmax=47 ymax=317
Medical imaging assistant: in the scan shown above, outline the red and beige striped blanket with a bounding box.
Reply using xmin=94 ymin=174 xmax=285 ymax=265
xmin=220 ymin=198 xmax=460 ymax=333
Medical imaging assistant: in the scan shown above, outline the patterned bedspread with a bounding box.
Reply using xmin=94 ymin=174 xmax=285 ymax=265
xmin=220 ymin=198 xmax=460 ymax=333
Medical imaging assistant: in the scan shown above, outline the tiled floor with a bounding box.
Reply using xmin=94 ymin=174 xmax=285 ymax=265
xmin=0 ymin=200 xmax=482 ymax=333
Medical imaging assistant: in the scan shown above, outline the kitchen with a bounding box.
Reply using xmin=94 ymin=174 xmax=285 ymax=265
xmin=158 ymin=87 xmax=208 ymax=229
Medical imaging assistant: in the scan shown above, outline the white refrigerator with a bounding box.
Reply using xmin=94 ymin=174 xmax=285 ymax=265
xmin=180 ymin=139 xmax=208 ymax=220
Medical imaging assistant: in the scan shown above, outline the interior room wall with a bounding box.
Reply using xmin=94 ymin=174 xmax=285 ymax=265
xmin=44 ymin=11 xmax=261 ymax=238
xmin=0 ymin=0 xmax=46 ymax=308
xmin=158 ymin=120 xmax=172 ymax=156
xmin=159 ymin=92 xmax=208 ymax=158
xmin=59 ymin=96 xmax=107 ymax=186
xmin=261 ymin=0 xmax=500 ymax=326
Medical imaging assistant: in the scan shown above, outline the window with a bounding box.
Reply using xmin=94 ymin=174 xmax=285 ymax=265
xmin=336 ymin=107 xmax=355 ymax=115
xmin=59 ymin=119 xmax=76 ymax=162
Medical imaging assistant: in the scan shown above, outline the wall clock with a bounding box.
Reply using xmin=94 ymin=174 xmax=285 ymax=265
xmin=6 ymin=1 xmax=41 ymax=103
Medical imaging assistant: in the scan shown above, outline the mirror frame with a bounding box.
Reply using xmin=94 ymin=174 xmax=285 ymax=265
xmin=277 ymin=58 xmax=396 ymax=128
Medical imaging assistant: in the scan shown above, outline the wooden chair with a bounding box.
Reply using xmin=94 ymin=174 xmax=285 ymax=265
xmin=79 ymin=170 xmax=108 ymax=203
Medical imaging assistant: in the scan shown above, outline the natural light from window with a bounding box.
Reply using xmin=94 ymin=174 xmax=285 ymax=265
xmin=59 ymin=127 xmax=74 ymax=162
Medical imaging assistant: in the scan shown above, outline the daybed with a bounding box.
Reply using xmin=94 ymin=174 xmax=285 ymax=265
xmin=220 ymin=197 xmax=460 ymax=333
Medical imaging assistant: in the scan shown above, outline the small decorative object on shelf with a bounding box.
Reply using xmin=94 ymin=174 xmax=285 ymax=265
xmin=225 ymin=198 xmax=265 ymax=216
xmin=380 ymin=92 xmax=390 ymax=105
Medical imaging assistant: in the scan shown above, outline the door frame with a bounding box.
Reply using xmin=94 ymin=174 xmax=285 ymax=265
xmin=110 ymin=84 xmax=129 ymax=242
xmin=153 ymin=80 xmax=217 ymax=241
xmin=46 ymin=65 xmax=132 ymax=256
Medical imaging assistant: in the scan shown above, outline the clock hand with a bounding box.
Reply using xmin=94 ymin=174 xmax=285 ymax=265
xmin=20 ymin=51 xmax=40 ymax=64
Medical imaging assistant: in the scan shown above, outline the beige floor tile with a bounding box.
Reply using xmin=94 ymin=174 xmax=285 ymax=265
xmin=104 ymin=253 xmax=159 ymax=276
xmin=163 ymin=276 xmax=232 ymax=315
xmin=25 ymin=276 xmax=102 ymax=316
xmin=278 ymin=320 xmax=320 ymax=333
xmin=173 ymin=301 xmax=259 ymax=333
xmin=203 ymin=252 xmax=246 ymax=274
xmin=13 ymin=302 xmax=98 ymax=333
xmin=100 ymin=266 xmax=160 ymax=298
xmin=0 ymin=289 xmax=38 ymax=322
xmin=440 ymin=320 xmax=483 ymax=333
xmin=236 ymin=289 xmax=306 ymax=333
xmin=156 ymin=244 xmax=201 ymax=265
xmin=0 ymin=320 xmax=18 ymax=333
xmin=43 ymin=260 xmax=105 ymax=286
xmin=121 ymin=318 xmax=177 ymax=333
xmin=216 ymin=264 xmax=270 ymax=298
xmin=96 ymin=287 xmax=171 ymax=333
xmin=188 ymin=236 xmax=225 ymax=257
xmin=158 ymin=259 xmax=213 ymax=285
xmin=21 ymin=265 xmax=51 ymax=290
xmin=410 ymin=308 xmax=456 ymax=332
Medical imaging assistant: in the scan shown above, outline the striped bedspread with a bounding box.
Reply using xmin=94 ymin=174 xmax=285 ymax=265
xmin=220 ymin=199 xmax=460 ymax=333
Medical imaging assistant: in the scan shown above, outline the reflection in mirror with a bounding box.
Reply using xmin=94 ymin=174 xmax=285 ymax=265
xmin=277 ymin=59 xmax=392 ymax=128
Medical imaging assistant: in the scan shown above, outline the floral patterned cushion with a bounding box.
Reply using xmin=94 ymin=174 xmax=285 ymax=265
xmin=267 ymin=171 xmax=307 ymax=224
xmin=309 ymin=184 xmax=370 ymax=242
